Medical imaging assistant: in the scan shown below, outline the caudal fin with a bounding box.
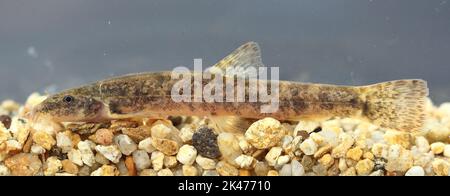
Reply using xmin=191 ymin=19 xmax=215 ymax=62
xmin=362 ymin=79 xmax=429 ymax=132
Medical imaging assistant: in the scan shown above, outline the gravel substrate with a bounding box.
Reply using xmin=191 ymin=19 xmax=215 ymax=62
xmin=0 ymin=93 xmax=450 ymax=176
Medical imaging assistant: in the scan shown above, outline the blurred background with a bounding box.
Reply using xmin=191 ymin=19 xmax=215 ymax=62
xmin=0 ymin=0 xmax=449 ymax=103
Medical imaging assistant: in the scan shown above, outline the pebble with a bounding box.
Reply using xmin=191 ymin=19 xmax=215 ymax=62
xmin=122 ymin=126 xmax=152 ymax=142
xmin=179 ymin=127 xmax=194 ymax=143
xmin=267 ymin=170 xmax=279 ymax=176
xmin=32 ymin=131 xmax=56 ymax=150
xmin=405 ymin=166 xmax=425 ymax=176
xmin=346 ymin=147 xmax=363 ymax=161
xmin=132 ymin=150 xmax=151 ymax=171
xmin=312 ymin=164 xmax=327 ymax=176
xmin=202 ymin=170 xmax=220 ymax=176
xmin=94 ymin=128 xmax=114 ymax=145
xmin=138 ymin=138 xmax=156 ymax=153
xmin=217 ymin=132 xmax=242 ymax=165
xmin=139 ymin=169 xmax=157 ymax=176
xmin=78 ymin=165 xmax=91 ymax=176
xmin=90 ymin=165 xmax=119 ymax=176
xmin=114 ymin=134 xmax=137 ymax=155
xmin=157 ymin=168 xmax=174 ymax=176
xmin=94 ymin=153 xmax=110 ymax=165
xmin=442 ymin=145 xmax=450 ymax=158
xmin=279 ymin=164 xmax=292 ymax=176
xmin=192 ymin=127 xmax=221 ymax=159
xmin=415 ymin=136 xmax=430 ymax=153
xmin=124 ymin=156 xmax=136 ymax=176
xmin=235 ymin=154 xmax=255 ymax=169
xmin=0 ymin=115 xmax=11 ymax=129
xmin=68 ymin=149 xmax=84 ymax=166
xmin=318 ymin=154 xmax=334 ymax=168
xmin=151 ymin=120 xmax=182 ymax=143
xmin=430 ymin=142 xmax=445 ymax=154
xmin=77 ymin=141 xmax=96 ymax=166
xmin=301 ymin=155 xmax=314 ymax=171
xmin=239 ymin=169 xmax=251 ymax=176
xmin=182 ymin=165 xmax=198 ymax=176
xmin=44 ymin=156 xmax=62 ymax=176
xmin=276 ymin=155 xmax=290 ymax=168
xmin=340 ymin=167 xmax=356 ymax=176
xmin=95 ymin=145 xmax=122 ymax=163
xmin=331 ymin=133 xmax=355 ymax=158
xmin=265 ymin=147 xmax=282 ymax=166
xmin=151 ymin=151 xmax=164 ymax=171
xmin=254 ymin=161 xmax=270 ymax=176
xmin=383 ymin=130 xmax=412 ymax=148
xmin=61 ymin=160 xmax=79 ymax=175
xmin=291 ymin=159 xmax=305 ymax=176
xmin=216 ymin=161 xmax=239 ymax=176
xmin=0 ymin=164 xmax=10 ymax=176
xmin=299 ymin=138 xmax=318 ymax=156
xmin=4 ymin=153 xmax=42 ymax=176
xmin=313 ymin=144 xmax=332 ymax=159
xmin=239 ymin=138 xmax=252 ymax=153
xmin=196 ymin=155 xmax=216 ymax=170
xmin=355 ymin=158 xmax=374 ymax=176
xmin=385 ymin=145 xmax=413 ymax=172
xmin=163 ymin=156 xmax=178 ymax=168
xmin=152 ymin=138 xmax=179 ymax=156
xmin=56 ymin=132 xmax=72 ymax=153
xmin=432 ymin=159 xmax=449 ymax=176
xmin=176 ymin=144 xmax=197 ymax=165
xmin=245 ymin=117 xmax=286 ymax=149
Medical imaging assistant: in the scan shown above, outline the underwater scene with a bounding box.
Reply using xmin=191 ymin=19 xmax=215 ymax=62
xmin=0 ymin=0 xmax=450 ymax=179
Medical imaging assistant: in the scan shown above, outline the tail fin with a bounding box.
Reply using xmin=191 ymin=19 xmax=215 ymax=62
xmin=361 ymin=79 xmax=429 ymax=132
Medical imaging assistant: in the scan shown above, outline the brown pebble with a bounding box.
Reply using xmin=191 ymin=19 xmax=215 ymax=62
xmin=168 ymin=116 xmax=183 ymax=127
xmin=61 ymin=160 xmax=79 ymax=175
xmin=125 ymin=156 xmax=137 ymax=176
xmin=239 ymin=169 xmax=252 ymax=176
xmin=252 ymin=149 xmax=268 ymax=161
xmin=297 ymin=131 xmax=310 ymax=140
xmin=49 ymin=146 xmax=68 ymax=160
xmin=95 ymin=128 xmax=114 ymax=145
xmin=0 ymin=115 xmax=11 ymax=129
xmin=121 ymin=126 xmax=151 ymax=142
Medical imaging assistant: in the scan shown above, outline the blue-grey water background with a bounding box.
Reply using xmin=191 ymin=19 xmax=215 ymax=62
xmin=1 ymin=0 xmax=449 ymax=104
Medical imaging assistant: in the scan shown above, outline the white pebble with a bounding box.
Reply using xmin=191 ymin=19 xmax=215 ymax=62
xmin=77 ymin=141 xmax=96 ymax=166
xmin=234 ymin=154 xmax=254 ymax=168
xmin=444 ymin=145 xmax=450 ymax=158
xmin=56 ymin=133 xmax=72 ymax=153
xmin=133 ymin=150 xmax=151 ymax=171
xmin=114 ymin=134 xmax=137 ymax=155
xmin=95 ymin=145 xmax=122 ymax=163
xmin=265 ymin=147 xmax=282 ymax=166
xmin=179 ymin=127 xmax=194 ymax=143
xmin=68 ymin=149 xmax=83 ymax=166
xmin=405 ymin=166 xmax=425 ymax=176
xmin=138 ymin=138 xmax=156 ymax=153
xmin=196 ymin=155 xmax=216 ymax=170
xmin=279 ymin=164 xmax=292 ymax=176
xmin=30 ymin=144 xmax=46 ymax=154
xmin=299 ymin=138 xmax=318 ymax=155
xmin=176 ymin=145 xmax=197 ymax=165
xmin=291 ymin=160 xmax=305 ymax=176
xmin=151 ymin=151 xmax=164 ymax=171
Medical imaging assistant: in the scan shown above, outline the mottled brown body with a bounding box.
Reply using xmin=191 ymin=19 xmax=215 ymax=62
xmin=85 ymin=71 xmax=364 ymax=121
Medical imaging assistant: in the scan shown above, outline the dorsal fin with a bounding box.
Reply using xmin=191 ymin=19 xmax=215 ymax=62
xmin=206 ymin=42 xmax=264 ymax=76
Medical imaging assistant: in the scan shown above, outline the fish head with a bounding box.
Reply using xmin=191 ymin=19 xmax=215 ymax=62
xmin=31 ymin=87 xmax=107 ymax=122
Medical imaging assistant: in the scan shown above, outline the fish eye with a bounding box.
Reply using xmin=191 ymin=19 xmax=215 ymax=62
xmin=63 ymin=95 xmax=74 ymax=103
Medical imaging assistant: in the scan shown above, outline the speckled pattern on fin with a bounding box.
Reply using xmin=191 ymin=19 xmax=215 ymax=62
xmin=207 ymin=41 xmax=264 ymax=76
xmin=209 ymin=116 xmax=255 ymax=133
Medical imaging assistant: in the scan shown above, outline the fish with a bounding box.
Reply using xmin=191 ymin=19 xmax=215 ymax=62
xmin=29 ymin=42 xmax=429 ymax=132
